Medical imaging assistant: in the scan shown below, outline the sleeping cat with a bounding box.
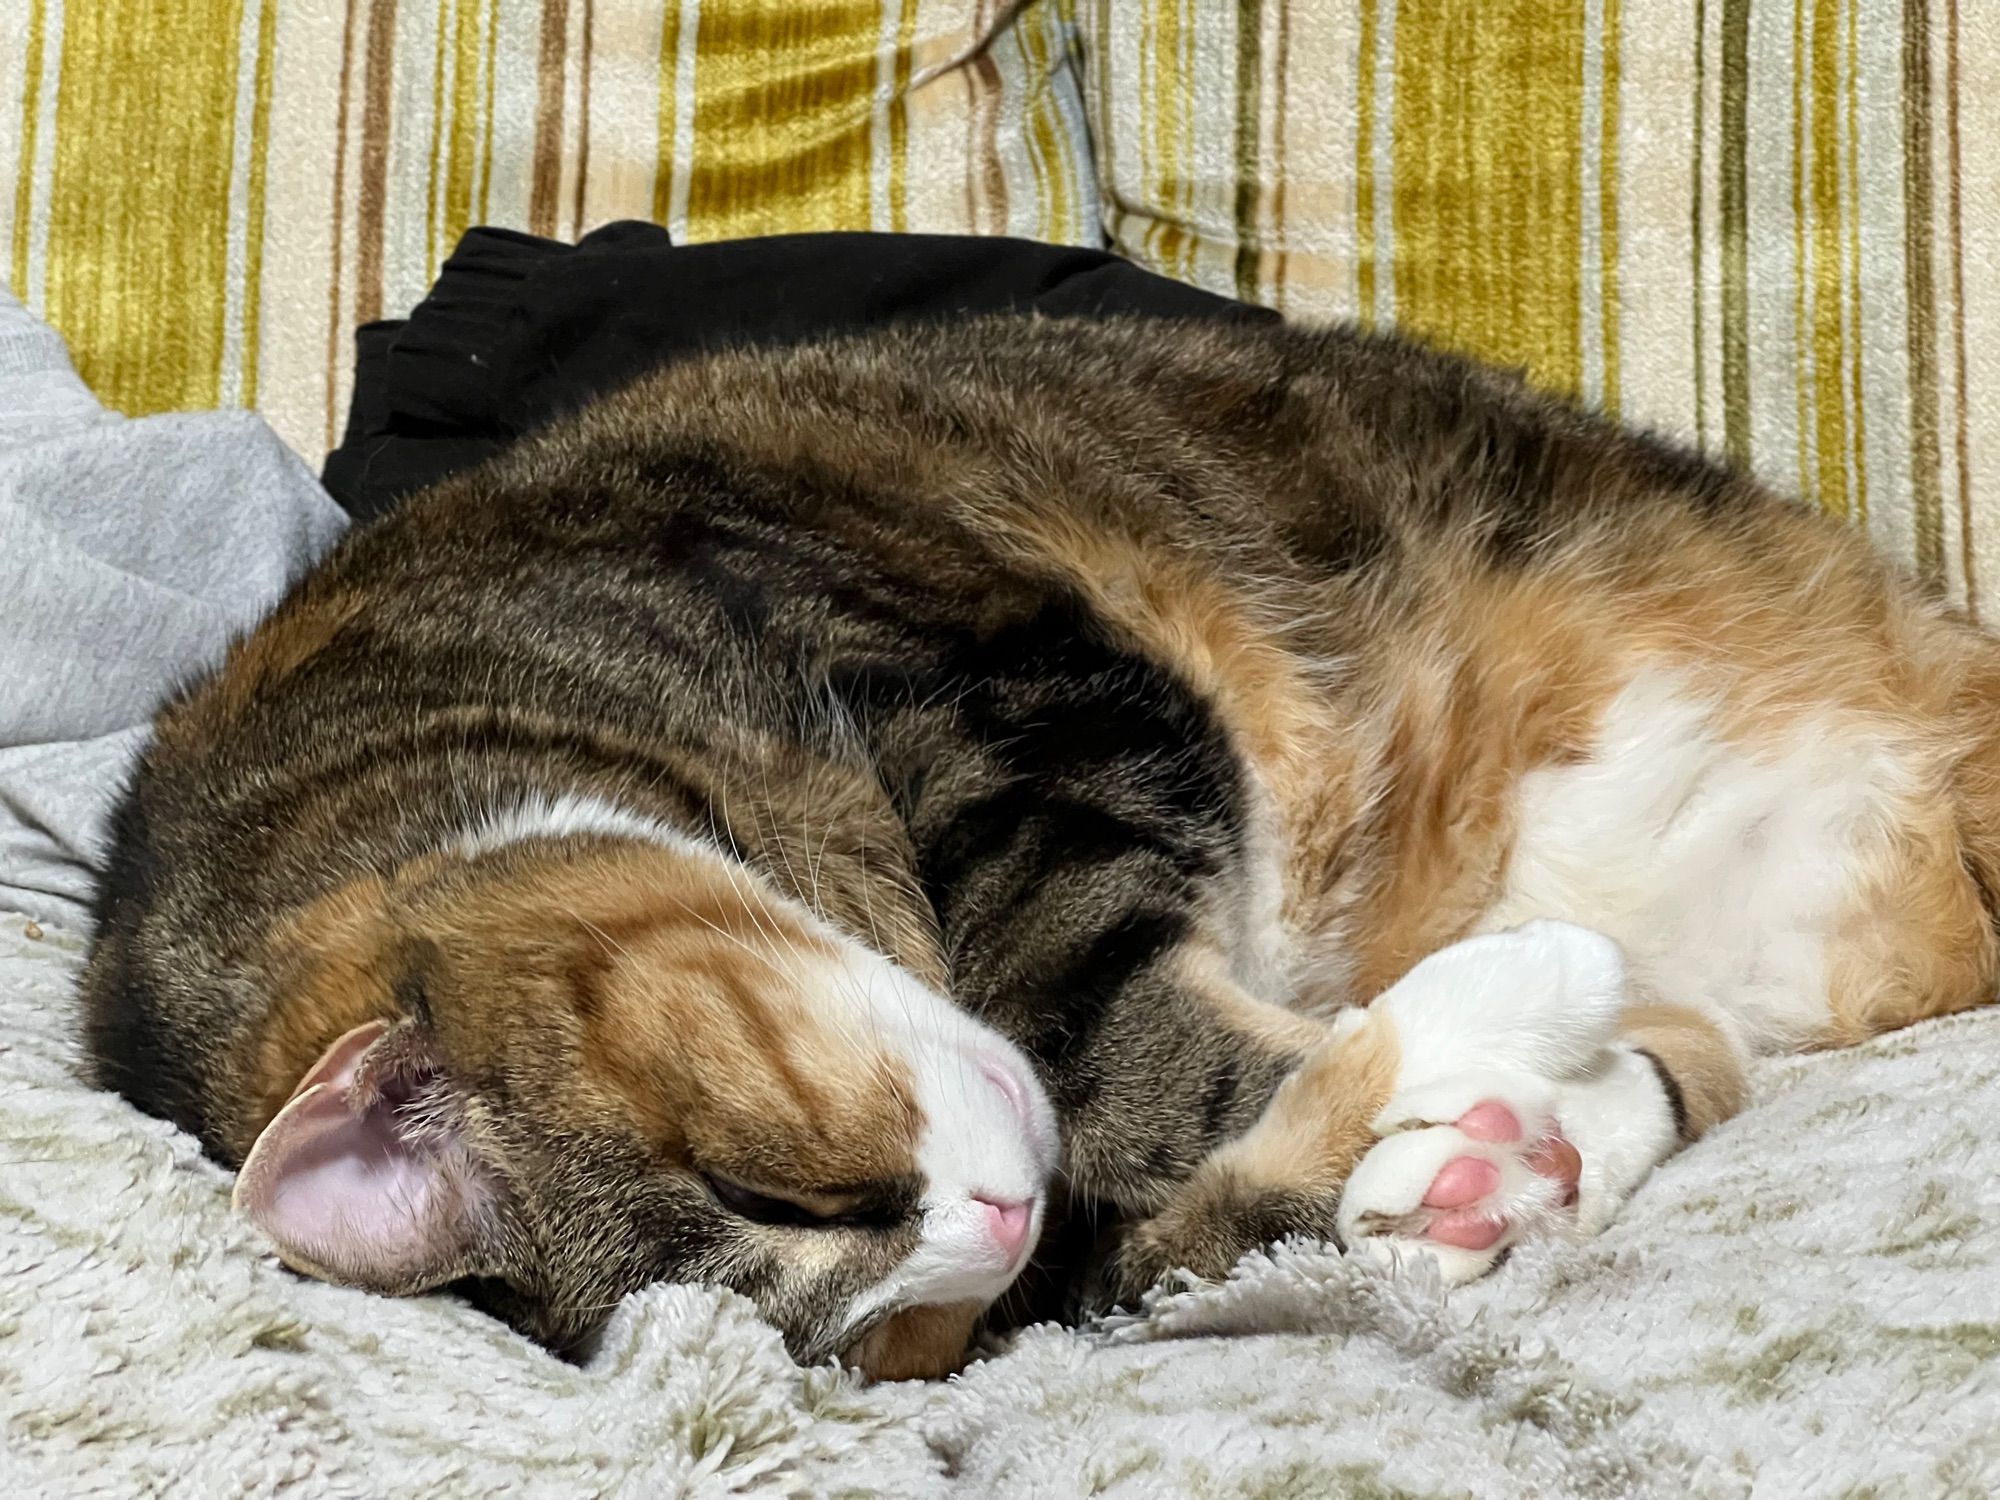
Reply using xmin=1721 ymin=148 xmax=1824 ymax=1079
xmin=81 ymin=315 xmax=2000 ymax=1380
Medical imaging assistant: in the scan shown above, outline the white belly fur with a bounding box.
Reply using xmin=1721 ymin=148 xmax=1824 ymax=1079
xmin=1481 ymin=670 xmax=1915 ymax=1055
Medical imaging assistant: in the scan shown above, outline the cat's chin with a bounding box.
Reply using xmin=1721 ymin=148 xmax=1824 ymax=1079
xmin=839 ymin=1299 xmax=989 ymax=1382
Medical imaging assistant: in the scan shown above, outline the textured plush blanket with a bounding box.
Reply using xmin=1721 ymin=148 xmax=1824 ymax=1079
xmin=5 ymin=906 xmax=1994 ymax=1497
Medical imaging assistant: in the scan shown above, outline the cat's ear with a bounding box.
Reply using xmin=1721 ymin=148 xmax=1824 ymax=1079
xmin=233 ymin=1019 xmax=497 ymax=1294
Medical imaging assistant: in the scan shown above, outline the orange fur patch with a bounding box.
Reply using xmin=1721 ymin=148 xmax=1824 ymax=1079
xmin=1618 ymin=1003 xmax=1748 ymax=1138
xmin=241 ymin=839 xmax=925 ymax=1194
xmin=1213 ymin=1011 xmax=1403 ymax=1196
xmin=843 ymin=1300 xmax=984 ymax=1381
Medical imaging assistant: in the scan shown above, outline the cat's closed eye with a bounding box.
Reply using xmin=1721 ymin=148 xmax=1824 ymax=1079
xmin=699 ymin=1171 xmax=897 ymax=1231
xmin=702 ymin=1170 xmax=840 ymax=1227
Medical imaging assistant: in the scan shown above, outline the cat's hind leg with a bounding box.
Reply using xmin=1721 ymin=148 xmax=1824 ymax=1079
xmin=1340 ymin=695 xmax=2000 ymax=1279
xmin=1084 ymin=773 xmax=2000 ymax=1303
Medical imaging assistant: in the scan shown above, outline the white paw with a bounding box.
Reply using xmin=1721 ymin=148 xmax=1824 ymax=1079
xmin=1367 ymin=919 xmax=1630 ymax=1088
xmin=1337 ymin=1048 xmax=1679 ymax=1283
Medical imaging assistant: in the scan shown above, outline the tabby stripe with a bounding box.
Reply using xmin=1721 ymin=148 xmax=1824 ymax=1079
xmin=1691 ymin=0 xmax=1709 ymax=449
xmin=1023 ymin=907 xmax=1187 ymax=1072
xmin=320 ymin=0 xmax=360 ymax=454
xmin=271 ymin=713 xmax=711 ymax=824
xmin=921 ymin=790 xmax=1207 ymax=917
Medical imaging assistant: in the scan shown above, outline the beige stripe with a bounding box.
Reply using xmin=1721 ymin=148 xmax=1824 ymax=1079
xmin=1844 ymin=3 xmax=1910 ymax=566
xmin=661 ymin=0 xmax=699 ymax=239
xmin=422 ymin=0 xmax=449 ymax=277
xmin=1598 ymin=0 xmax=1622 ymax=414
xmin=969 ymin=40 xmax=1007 ymax=236
xmin=1692 ymin=0 xmax=1710 ymax=446
xmin=1741 ymin=0 xmax=1802 ymax=494
xmin=477 ymin=0 xmax=499 ymax=226
xmin=8 ymin=0 xmax=48 ymax=298
xmin=573 ymin=1 xmax=668 ymax=233
xmin=1614 ymin=1 xmax=1702 ymax=447
xmin=322 ymin=0 xmax=360 ymax=452
xmin=1093 ymin=0 xmax=1121 ymax=249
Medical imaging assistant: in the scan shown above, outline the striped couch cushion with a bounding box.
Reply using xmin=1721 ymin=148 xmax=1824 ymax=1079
xmin=1079 ymin=2 xmax=1999 ymax=610
xmin=0 ymin=1 xmax=1097 ymax=464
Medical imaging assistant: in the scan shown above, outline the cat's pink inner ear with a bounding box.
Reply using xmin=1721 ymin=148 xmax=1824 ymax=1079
xmin=288 ymin=1018 xmax=391 ymax=1101
xmin=234 ymin=1028 xmax=483 ymax=1293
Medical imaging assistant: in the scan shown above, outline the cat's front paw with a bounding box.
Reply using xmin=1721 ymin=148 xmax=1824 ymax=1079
xmin=1069 ymin=1219 xmax=1169 ymax=1319
xmin=1337 ymin=1048 xmax=1679 ymax=1282
xmin=1069 ymin=1181 xmax=1344 ymax=1319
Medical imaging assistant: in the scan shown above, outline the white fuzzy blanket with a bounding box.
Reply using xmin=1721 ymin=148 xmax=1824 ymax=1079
xmin=5 ymin=910 xmax=1996 ymax=1498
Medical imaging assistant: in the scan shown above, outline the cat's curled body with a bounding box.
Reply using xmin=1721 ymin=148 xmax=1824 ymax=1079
xmin=82 ymin=315 xmax=2000 ymax=1378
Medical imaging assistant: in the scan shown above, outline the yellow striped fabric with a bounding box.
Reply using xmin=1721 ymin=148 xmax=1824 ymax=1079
xmin=0 ymin=0 xmax=1097 ymax=462
xmin=1077 ymin=0 xmax=2000 ymax=614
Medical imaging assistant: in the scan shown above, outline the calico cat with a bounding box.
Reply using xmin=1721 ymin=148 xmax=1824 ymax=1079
xmin=81 ymin=315 xmax=2000 ymax=1380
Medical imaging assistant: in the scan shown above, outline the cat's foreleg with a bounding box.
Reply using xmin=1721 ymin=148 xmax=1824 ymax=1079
xmin=1082 ymin=920 xmax=1708 ymax=1306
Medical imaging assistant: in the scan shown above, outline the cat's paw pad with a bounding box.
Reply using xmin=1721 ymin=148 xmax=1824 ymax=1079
xmin=1337 ymin=1091 xmax=1583 ymax=1281
xmin=1337 ymin=1047 xmax=1678 ymax=1284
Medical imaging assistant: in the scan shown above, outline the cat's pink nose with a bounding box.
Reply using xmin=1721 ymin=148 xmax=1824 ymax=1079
xmin=975 ymin=1194 xmax=1034 ymax=1263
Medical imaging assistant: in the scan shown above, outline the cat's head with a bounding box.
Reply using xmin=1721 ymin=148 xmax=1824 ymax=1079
xmin=230 ymin=819 xmax=1057 ymax=1380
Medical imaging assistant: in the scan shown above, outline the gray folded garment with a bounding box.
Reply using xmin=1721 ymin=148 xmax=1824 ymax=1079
xmin=0 ymin=287 xmax=348 ymax=928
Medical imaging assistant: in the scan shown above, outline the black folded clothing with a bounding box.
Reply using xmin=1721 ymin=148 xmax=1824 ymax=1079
xmin=322 ymin=222 xmax=1272 ymax=520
